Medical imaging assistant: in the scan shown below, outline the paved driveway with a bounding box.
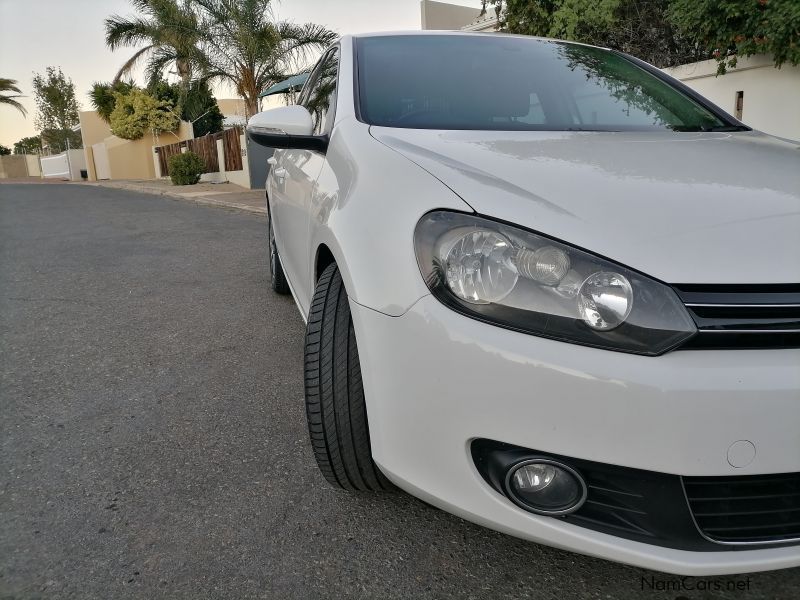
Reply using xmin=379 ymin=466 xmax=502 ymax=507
xmin=1 ymin=184 xmax=796 ymax=599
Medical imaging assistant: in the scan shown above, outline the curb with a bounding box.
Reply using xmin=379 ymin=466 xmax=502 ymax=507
xmin=83 ymin=182 xmax=267 ymax=216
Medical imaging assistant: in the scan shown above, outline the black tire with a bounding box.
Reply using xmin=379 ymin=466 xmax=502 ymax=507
xmin=304 ymin=263 xmax=392 ymax=491
xmin=268 ymin=211 xmax=290 ymax=295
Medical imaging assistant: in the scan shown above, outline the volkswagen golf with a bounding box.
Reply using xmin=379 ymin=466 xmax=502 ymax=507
xmin=247 ymin=32 xmax=800 ymax=575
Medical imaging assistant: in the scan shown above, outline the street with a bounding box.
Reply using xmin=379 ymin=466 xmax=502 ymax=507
xmin=1 ymin=183 xmax=797 ymax=599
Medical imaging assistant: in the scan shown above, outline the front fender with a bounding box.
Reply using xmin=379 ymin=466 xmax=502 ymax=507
xmin=310 ymin=118 xmax=471 ymax=316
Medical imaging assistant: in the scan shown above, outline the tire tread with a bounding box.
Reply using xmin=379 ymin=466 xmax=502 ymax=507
xmin=304 ymin=263 xmax=391 ymax=491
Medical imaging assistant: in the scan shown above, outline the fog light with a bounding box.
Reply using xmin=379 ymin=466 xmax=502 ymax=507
xmin=505 ymin=460 xmax=587 ymax=515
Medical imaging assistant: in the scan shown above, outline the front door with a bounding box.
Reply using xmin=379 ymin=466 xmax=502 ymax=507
xmin=268 ymin=47 xmax=339 ymax=316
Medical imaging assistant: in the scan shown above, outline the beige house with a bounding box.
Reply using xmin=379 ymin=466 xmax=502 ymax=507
xmin=79 ymin=110 xmax=194 ymax=181
xmin=420 ymin=1 xmax=498 ymax=31
xmin=216 ymin=98 xmax=248 ymax=127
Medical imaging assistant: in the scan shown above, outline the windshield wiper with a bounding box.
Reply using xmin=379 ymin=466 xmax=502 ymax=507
xmin=672 ymin=125 xmax=749 ymax=132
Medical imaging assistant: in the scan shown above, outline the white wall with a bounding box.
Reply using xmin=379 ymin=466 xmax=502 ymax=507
xmin=663 ymin=55 xmax=800 ymax=141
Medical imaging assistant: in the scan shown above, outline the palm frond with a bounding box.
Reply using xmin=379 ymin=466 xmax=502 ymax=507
xmin=0 ymin=78 xmax=24 ymax=95
xmin=0 ymin=95 xmax=27 ymax=116
xmin=276 ymin=22 xmax=339 ymax=48
xmin=105 ymin=15 xmax=158 ymax=50
xmin=0 ymin=78 xmax=27 ymax=116
xmin=144 ymin=45 xmax=180 ymax=87
xmin=113 ymin=45 xmax=157 ymax=83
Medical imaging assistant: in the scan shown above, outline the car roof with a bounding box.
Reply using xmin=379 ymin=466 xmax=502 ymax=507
xmin=346 ymin=30 xmax=610 ymax=52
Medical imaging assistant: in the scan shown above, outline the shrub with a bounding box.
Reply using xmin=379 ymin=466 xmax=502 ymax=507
xmin=168 ymin=151 xmax=205 ymax=185
xmin=109 ymin=88 xmax=180 ymax=141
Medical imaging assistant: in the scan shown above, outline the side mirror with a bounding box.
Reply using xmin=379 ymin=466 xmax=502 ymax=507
xmin=247 ymin=105 xmax=328 ymax=153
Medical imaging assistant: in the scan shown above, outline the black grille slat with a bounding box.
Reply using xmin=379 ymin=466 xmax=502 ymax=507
xmin=684 ymin=473 xmax=800 ymax=544
xmin=674 ymin=284 xmax=800 ymax=305
xmin=689 ymin=492 xmax=800 ymax=502
xmin=704 ymin=522 xmax=800 ymax=533
xmin=689 ymin=305 xmax=800 ymax=319
xmin=694 ymin=506 xmax=800 ymax=517
xmin=674 ymin=284 xmax=800 ymax=349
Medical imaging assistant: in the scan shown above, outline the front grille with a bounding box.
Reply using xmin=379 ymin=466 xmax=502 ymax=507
xmin=673 ymin=284 xmax=800 ymax=349
xmin=684 ymin=473 xmax=800 ymax=544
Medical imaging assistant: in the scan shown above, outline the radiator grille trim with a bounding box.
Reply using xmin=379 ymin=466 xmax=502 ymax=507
xmin=673 ymin=284 xmax=800 ymax=349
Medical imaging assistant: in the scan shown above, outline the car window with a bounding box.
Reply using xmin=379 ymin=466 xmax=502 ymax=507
xmin=356 ymin=36 xmax=730 ymax=132
xmin=494 ymin=92 xmax=546 ymax=126
xmin=302 ymin=48 xmax=339 ymax=135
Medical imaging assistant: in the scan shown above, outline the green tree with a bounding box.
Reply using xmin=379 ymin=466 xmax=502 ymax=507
xmin=482 ymin=0 xmax=705 ymax=67
xmin=105 ymin=0 xmax=207 ymax=91
xmin=104 ymin=1 xmax=334 ymax=120
xmin=149 ymin=77 xmax=223 ymax=137
xmin=669 ymin=0 xmax=800 ymax=73
xmin=0 ymin=145 xmax=11 ymax=155
xmin=32 ymin=67 xmax=82 ymax=153
xmin=195 ymin=0 xmax=337 ymax=117
xmin=90 ymin=80 xmax=136 ymax=123
xmin=109 ymin=87 xmax=180 ymax=140
xmin=13 ymin=135 xmax=43 ymax=155
xmin=0 ymin=78 xmax=27 ymax=116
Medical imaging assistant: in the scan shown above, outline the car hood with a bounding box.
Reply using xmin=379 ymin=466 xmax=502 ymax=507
xmin=371 ymin=127 xmax=800 ymax=284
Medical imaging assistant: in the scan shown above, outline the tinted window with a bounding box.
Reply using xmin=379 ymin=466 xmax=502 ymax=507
xmin=303 ymin=48 xmax=338 ymax=135
xmin=356 ymin=36 xmax=730 ymax=131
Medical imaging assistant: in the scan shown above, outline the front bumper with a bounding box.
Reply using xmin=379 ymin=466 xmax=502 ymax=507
xmin=349 ymin=295 xmax=800 ymax=575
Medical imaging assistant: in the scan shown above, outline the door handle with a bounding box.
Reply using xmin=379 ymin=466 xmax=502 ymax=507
xmin=267 ymin=157 xmax=277 ymax=166
xmin=273 ymin=167 xmax=287 ymax=179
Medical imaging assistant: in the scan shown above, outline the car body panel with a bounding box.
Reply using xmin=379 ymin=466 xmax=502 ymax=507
xmin=269 ymin=148 xmax=326 ymax=312
xmin=371 ymin=127 xmax=800 ymax=284
xmin=307 ymin=118 xmax=470 ymax=317
xmin=350 ymin=296 xmax=800 ymax=575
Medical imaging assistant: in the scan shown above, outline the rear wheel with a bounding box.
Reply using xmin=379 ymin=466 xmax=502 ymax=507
xmin=304 ymin=263 xmax=392 ymax=491
xmin=268 ymin=211 xmax=290 ymax=295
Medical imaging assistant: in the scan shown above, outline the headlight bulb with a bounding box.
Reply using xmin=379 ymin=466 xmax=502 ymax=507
xmin=443 ymin=230 xmax=518 ymax=304
xmin=578 ymin=271 xmax=633 ymax=330
xmin=515 ymin=246 xmax=570 ymax=286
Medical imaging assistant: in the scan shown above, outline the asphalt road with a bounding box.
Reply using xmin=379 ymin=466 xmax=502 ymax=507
xmin=1 ymin=184 xmax=797 ymax=600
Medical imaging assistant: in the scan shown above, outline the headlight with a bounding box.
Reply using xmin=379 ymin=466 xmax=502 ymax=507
xmin=414 ymin=211 xmax=696 ymax=355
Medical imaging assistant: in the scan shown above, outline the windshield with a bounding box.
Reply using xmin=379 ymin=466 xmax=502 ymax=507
xmin=356 ymin=35 xmax=734 ymax=132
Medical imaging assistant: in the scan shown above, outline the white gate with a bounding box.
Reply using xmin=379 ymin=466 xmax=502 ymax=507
xmin=40 ymin=150 xmax=86 ymax=180
xmin=40 ymin=153 xmax=70 ymax=179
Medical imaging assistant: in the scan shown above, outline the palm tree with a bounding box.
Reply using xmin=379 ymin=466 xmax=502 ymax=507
xmin=105 ymin=0 xmax=207 ymax=91
xmin=0 ymin=78 xmax=27 ymax=116
xmin=195 ymin=0 xmax=337 ymax=118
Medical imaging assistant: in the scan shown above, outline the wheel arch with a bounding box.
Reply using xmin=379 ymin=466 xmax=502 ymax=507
xmin=314 ymin=243 xmax=336 ymax=283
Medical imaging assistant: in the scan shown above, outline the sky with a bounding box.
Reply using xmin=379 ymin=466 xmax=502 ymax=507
xmin=0 ymin=0 xmax=484 ymax=147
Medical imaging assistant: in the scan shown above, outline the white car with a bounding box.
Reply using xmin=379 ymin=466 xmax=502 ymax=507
xmin=248 ymin=32 xmax=800 ymax=576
